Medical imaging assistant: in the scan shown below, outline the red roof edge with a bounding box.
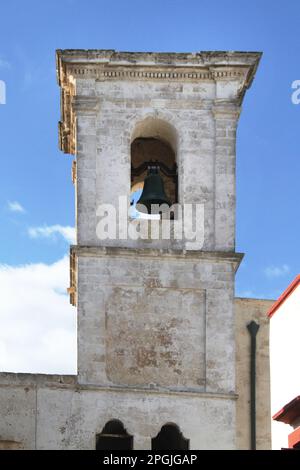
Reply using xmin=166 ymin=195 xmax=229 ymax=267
xmin=273 ymin=396 xmax=300 ymax=424
xmin=267 ymin=274 xmax=300 ymax=318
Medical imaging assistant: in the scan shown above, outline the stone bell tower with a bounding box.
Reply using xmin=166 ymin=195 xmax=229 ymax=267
xmin=57 ymin=49 xmax=261 ymax=450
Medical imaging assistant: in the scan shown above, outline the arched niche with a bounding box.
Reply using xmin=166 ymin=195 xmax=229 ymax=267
xmin=130 ymin=118 xmax=178 ymax=213
xmin=151 ymin=423 xmax=189 ymax=450
xmin=131 ymin=117 xmax=178 ymax=154
xmin=96 ymin=419 xmax=133 ymax=450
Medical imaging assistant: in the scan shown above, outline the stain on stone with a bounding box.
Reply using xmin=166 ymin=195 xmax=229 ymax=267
xmin=137 ymin=346 xmax=158 ymax=367
xmin=144 ymin=278 xmax=163 ymax=288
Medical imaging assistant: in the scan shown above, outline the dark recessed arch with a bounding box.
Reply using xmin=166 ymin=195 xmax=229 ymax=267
xmin=96 ymin=420 xmax=133 ymax=450
xmin=130 ymin=118 xmax=178 ymax=214
xmin=131 ymin=137 xmax=177 ymax=205
xmin=151 ymin=423 xmax=189 ymax=450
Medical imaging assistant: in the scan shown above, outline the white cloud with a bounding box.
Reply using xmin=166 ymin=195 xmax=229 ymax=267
xmin=0 ymin=256 xmax=76 ymax=374
xmin=264 ymin=264 xmax=290 ymax=279
xmin=28 ymin=224 xmax=76 ymax=244
xmin=236 ymin=289 xmax=271 ymax=299
xmin=236 ymin=289 xmax=257 ymax=298
xmin=8 ymin=201 xmax=26 ymax=213
xmin=0 ymin=57 xmax=11 ymax=69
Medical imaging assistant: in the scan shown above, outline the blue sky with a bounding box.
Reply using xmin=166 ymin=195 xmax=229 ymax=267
xmin=0 ymin=0 xmax=299 ymax=312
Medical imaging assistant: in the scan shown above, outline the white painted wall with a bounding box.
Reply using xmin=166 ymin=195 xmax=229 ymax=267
xmin=270 ymin=283 xmax=300 ymax=449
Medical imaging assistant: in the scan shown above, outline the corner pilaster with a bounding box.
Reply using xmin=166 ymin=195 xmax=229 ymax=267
xmin=212 ymin=99 xmax=241 ymax=252
xmin=72 ymin=93 xmax=99 ymax=246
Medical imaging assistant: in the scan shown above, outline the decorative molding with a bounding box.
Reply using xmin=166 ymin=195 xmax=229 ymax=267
xmin=56 ymin=49 xmax=262 ymax=71
xmin=56 ymin=49 xmax=261 ymax=86
xmin=62 ymin=64 xmax=249 ymax=84
xmin=69 ymin=65 xmax=212 ymax=81
xmin=57 ymin=49 xmax=262 ymax=154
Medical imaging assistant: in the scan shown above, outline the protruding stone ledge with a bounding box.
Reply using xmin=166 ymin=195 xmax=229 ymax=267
xmin=76 ymin=383 xmax=238 ymax=400
xmin=57 ymin=49 xmax=261 ymax=155
xmin=0 ymin=372 xmax=77 ymax=388
xmin=68 ymin=246 xmax=243 ymax=306
xmin=56 ymin=49 xmax=262 ymax=72
xmin=71 ymin=244 xmax=243 ymax=265
xmin=0 ymin=372 xmax=238 ymax=400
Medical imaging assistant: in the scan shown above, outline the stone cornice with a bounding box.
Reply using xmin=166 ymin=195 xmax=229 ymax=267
xmin=0 ymin=372 xmax=76 ymax=387
xmin=57 ymin=49 xmax=261 ymax=154
xmin=56 ymin=50 xmax=261 ymax=88
xmin=56 ymin=49 xmax=261 ymax=71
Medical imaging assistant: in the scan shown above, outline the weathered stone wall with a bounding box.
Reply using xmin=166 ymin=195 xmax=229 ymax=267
xmin=76 ymin=247 xmax=239 ymax=395
xmin=0 ymin=374 xmax=76 ymax=450
xmin=235 ymin=298 xmax=273 ymax=450
xmin=0 ymin=297 xmax=271 ymax=450
xmin=75 ymin=77 xmax=240 ymax=252
xmin=0 ymin=373 xmax=236 ymax=450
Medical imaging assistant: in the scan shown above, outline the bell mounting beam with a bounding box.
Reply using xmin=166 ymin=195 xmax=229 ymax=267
xmin=131 ymin=160 xmax=177 ymax=181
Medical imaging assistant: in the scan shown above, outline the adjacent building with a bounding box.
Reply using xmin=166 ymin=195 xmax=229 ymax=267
xmin=269 ymin=275 xmax=300 ymax=449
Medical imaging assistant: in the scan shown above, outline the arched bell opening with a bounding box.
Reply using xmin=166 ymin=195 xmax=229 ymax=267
xmin=130 ymin=118 xmax=178 ymax=217
xmin=96 ymin=420 xmax=133 ymax=450
xmin=151 ymin=423 xmax=189 ymax=450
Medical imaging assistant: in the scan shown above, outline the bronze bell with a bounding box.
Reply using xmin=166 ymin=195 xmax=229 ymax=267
xmin=137 ymin=165 xmax=170 ymax=214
